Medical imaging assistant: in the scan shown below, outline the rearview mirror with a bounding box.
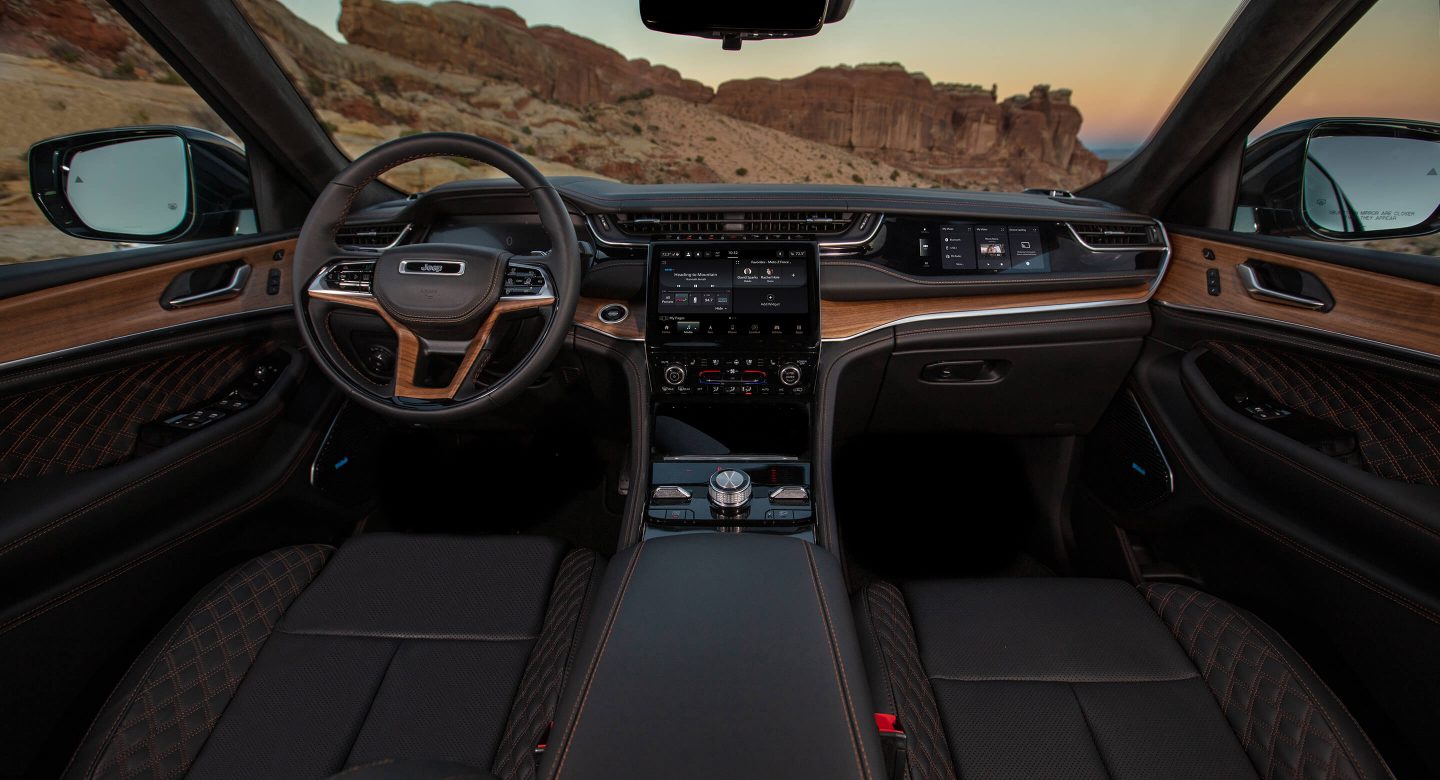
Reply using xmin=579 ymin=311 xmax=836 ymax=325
xmin=29 ymin=126 xmax=254 ymax=244
xmin=640 ymin=0 xmax=852 ymax=49
xmin=1236 ymin=119 xmax=1440 ymax=242
xmin=1300 ymin=122 xmax=1440 ymax=239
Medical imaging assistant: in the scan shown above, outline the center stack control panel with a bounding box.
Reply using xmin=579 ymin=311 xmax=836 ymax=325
xmin=646 ymin=242 xmax=820 ymax=398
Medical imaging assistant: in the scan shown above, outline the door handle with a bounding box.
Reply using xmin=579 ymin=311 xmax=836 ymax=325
xmin=164 ymin=263 xmax=251 ymax=309
xmin=1235 ymin=262 xmax=1330 ymax=311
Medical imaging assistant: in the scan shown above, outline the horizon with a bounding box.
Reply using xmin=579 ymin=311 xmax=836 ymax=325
xmin=277 ymin=0 xmax=1439 ymax=150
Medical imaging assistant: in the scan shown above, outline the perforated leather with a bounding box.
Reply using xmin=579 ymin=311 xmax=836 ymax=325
xmin=857 ymin=578 xmax=1393 ymax=780
xmin=66 ymin=536 xmax=604 ymax=780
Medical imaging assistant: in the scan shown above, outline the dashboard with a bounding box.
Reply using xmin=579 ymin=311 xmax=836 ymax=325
xmin=339 ymin=177 xmax=1170 ymax=404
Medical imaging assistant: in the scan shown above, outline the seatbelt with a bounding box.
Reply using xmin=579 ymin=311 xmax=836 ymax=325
xmin=875 ymin=713 xmax=908 ymax=780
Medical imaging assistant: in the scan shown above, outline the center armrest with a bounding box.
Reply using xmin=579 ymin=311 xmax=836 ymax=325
xmin=539 ymin=534 xmax=885 ymax=780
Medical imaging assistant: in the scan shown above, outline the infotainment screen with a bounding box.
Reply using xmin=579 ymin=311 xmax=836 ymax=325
xmin=647 ymin=242 xmax=818 ymax=347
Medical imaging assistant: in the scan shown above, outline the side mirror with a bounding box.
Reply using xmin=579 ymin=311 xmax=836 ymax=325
xmin=28 ymin=126 xmax=254 ymax=244
xmin=1238 ymin=119 xmax=1440 ymax=241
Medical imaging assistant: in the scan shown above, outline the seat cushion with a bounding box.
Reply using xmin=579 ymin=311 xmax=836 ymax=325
xmin=855 ymin=578 xmax=1393 ymax=780
xmin=65 ymin=535 xmax=605 ymax=780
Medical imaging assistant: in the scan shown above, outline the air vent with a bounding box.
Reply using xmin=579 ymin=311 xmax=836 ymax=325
xmin=613 ymin=211 xmax=857 ymax=240
xmin=1068 ymin=222 xmax=1164 ymax=250
xmin=336 ymin=223 xmax=410 ymax=250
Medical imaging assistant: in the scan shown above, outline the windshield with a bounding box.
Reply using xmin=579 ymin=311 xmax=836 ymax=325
xmin=251 ymin=0 xmax=1246 ymax=193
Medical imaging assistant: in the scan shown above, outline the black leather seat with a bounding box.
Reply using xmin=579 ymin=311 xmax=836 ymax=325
xmin=64 ymin=534 xmax=605 ymax=780
xmin=854 ymin=578 xmax=1393 ymax=780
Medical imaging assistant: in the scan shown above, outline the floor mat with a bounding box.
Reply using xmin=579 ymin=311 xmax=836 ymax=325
xmin=367 ymin=426 xmax=624 ymax=555
xmin=834 ymin=435 xmax=1052 ymax=581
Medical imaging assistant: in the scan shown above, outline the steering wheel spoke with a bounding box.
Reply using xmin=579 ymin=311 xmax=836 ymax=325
xmin=393 ymin=294 xmax=555 ymax=401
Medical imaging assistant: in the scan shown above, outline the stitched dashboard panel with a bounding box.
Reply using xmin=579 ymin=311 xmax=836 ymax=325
xmin=77 ymin=544 xmax=332 ymax=780
xmin=1144 ymin=583 xmax=1377 ymax=780
xmin=1207 ymin=341 xmax=1440 ymax=486
xmin=0 ymin=343 xmax=265 ymax=483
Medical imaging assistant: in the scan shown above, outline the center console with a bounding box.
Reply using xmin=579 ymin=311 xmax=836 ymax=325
xmin=646 ymin=242 xmax=819 ymax=397
xmin=643 ymin=242 xmax=821 ymax=536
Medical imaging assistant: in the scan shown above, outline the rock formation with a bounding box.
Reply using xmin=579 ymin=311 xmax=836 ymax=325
xmin=338 ymin=0 xmax=713 ymax=106
xmin=712 ymin=65 xmax=1105 ymax=189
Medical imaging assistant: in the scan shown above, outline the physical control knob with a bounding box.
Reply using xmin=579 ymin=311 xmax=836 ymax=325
xmin=708 ymin=469 xmax=752 ymax=509
xmin=663 ymin=365 xmax=687 ymax=386
xmin=778 ymin=364 xmax=802 ymax=387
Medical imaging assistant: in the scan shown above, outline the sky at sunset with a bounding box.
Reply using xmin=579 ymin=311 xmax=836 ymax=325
xmin=281 ymin=0 xmax=1440 ymax=151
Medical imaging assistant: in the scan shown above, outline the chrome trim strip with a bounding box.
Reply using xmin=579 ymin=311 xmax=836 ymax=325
xmin=575 ymin=217 xmax=1173 ymax=346
xmin=337 ymin=222 xmax=413 ymax=252
xmin=583 ymin=212 xmax=884 ymax=250
xmin=501 ymin=261 xmax=556 ymax=301
xmin=1063 ymin=221 xmax=1168 ymax=252
xmin=1235 ymin=263 xmax=1327 ymax=310
xmin=166 ymin=263 xmax=251 ymax=308
xmin=660 ymin=455 xmax=800 ymax=462
xmin=1126 ymin=390 xmax=1175 ymax=494
xmin=584 ymin=214 xmax=647 ymax=248
xmin=821 ymin=220 xmax=1171 ymax=342
xmin=0 ymin=306 xmax=292 ymax=374
xmin=818 ymin=212 xmax=884 ymax=251
xmin=398 ymin=259 xmax=466 ymax=276
xmin=1154 ymin=300 xmax=1440 ymax=364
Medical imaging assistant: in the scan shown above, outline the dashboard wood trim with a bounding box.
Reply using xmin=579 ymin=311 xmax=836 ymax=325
xmin=1155 ymin=233 xmax=1440 ymax=359
xmin=576 ymin=297 xmax=645 ymax=341
xmin=0 ymin=238 xmax=296 ymax=367
xmin=818 ymin=285 xmax=1152 ymax=340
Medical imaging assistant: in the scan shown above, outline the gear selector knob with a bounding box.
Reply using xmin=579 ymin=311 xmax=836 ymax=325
xmin=708 ymin=469 xmax=752 ymax=509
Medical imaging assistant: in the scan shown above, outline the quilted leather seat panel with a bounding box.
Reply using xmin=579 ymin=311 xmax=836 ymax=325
xmin=0 ymin=343 xmax=266 ymax=483
xmin=65 ymin=536 xmax=605 ymax=780
xmin=1144 ymin=583 xmax=1390 ymax=780
xmin=67 ymin=544 xmax=333 ymax=780
xmin=1207 ymin=341 xmax=1440 ymax=486
xmin=855 ymin=578 xmax=1394 ymax=780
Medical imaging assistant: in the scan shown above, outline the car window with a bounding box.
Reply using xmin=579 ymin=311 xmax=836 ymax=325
xmin=0 ymin=2 xmax=254 ymax=266
xmin=1237 ymin=0 xmax=1440 ymax=257
xmin=245 ymin=0 xmax=1241 ymax=195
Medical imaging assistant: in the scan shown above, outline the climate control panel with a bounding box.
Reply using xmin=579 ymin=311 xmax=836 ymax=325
xmin=651 ymin=353 xmax=813 ymax=397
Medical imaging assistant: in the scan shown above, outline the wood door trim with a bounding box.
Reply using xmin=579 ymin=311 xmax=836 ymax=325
xmin=819 ymin=285 xmax=1152 ymax=340
xmin=0 ymin=239 xmax=297 ymax=367
xmin=1155 ymin=234 xmax=1440 ymax=359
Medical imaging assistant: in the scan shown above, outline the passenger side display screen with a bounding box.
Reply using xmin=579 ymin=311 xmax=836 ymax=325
xmin=648 ymin=243 xmax=818 ymax=346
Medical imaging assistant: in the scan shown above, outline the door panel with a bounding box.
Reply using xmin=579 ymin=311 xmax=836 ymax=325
xmin=0 ymin=236 xmax=336 ymax=777
xmin=1093 ymin=230 xmax=1440 ymax=776
xmin=1157 ymin=231 xmax=1440 ymax=359
xmin=0 ymin=237 xmax=295 ymax=367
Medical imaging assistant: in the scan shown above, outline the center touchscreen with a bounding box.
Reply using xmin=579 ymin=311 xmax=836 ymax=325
xmin=648 ymin=243 xmax=817 ymax=345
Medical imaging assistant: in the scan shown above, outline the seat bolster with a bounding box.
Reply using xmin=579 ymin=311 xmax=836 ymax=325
xmin=63 ymin=544 xmax=333 ymax=780
xmin=1143 ymin=583 xmax=1395 ymax=780
xmin=854 ymin=582 xmax=959 ymax=780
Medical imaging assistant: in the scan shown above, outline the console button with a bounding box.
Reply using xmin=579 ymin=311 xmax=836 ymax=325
xmin=778 ymin=365 xmax=802 ymax=386
xmin=663 ymin=365 xmax=687 ymax=386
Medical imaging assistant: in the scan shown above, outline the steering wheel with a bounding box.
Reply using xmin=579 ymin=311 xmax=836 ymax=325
xmin=291 ymin=133 xmax=580 ymax=422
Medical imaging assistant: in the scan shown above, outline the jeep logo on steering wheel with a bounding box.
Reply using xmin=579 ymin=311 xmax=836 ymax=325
xmin=399 ymin=260 xmax=466 ymax=275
